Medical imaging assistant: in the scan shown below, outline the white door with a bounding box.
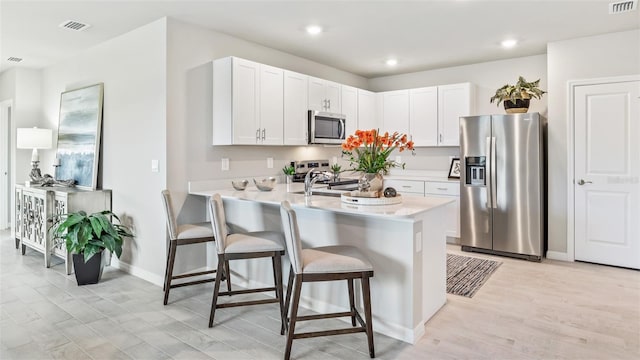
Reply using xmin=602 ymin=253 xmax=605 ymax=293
xmin=232 ymin=58 xmax=260 ymax=144
xmin=381 ymin=90 xmax=409 ymax=135
xmin=357 ymin=89 xmax=378 ymax=131
xmin=574 ymin=80 xmax=640 ymax=269
xmin=341 ymin=85 xmax=358 ymax=137
xmin=438 ymin=83 xmax=473 ymax=146
xmin=325 ymin=80 xmax=341 ymax=113
xmin=308 ymin=76 xmax=326 ymax=112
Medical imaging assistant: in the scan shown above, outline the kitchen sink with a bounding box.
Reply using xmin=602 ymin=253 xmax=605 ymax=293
xmin=289 ymin=190 xmax=342 ymax=197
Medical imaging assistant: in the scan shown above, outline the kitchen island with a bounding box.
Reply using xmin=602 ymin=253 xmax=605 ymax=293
xmin=189 ymin=182 xmax=454 ymax=344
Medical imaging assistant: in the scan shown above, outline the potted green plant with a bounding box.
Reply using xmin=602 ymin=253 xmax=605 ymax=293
xmin=490 ymin=76 xmax=546 ymax=113
xmin=330 ymin=163 xmax=342 ymax=181
xmin=282 ymin=164 xmax=296 ymax=184
xmin=51 ymin=210 xmax=133 ymax=285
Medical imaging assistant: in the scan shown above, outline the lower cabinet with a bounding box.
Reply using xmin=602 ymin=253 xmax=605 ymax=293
xmin=15 ymin=185 xmax=112 ymax=274
xmin=384 ymin=178 xmax=460 ymax=242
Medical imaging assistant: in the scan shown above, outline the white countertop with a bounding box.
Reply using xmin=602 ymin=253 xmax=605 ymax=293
xmin=189 ymin=183 xmax=454 ymax=219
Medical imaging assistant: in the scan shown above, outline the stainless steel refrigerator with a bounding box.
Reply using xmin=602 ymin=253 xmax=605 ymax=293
xmin=459 ymin=113 xmax=546 ymax=261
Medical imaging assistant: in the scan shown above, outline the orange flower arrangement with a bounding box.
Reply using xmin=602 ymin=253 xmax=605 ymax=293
xmin=341 ymin=129 xmax=415 ymax=174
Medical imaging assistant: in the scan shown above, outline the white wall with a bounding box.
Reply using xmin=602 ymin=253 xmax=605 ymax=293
xmin=40 ymin=18 xmax=168 ymax=284
xmin=367 ymin=55 xmax=548 ymax=171
xmin=546 ymin=29 xmax=640 ymax=254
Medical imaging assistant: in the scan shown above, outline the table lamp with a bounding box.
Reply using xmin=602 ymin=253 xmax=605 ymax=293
xmin=17 ymin=127 xmax=52 ymax=184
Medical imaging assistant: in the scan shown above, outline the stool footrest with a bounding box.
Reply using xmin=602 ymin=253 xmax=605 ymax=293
xmin=170 ymin=277 xmax=216 ymax=288
xmin=219 ymin=287 xmax=276 ymax=296
xmin=297 ymin=311 xmax=354 ymax=321
xmin=216 ymin=298 xmax=279 ymax=308
xmin=294 ymin=327 xmax=366 ymax=340
xmin=172 ymin=269 xmax=217 ymax=280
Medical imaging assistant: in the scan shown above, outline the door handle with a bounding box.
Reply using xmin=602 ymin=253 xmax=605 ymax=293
xmin=577 ymin=179 xmax=592 ymax=185
xmin=490 ymin=137 xmax=497 ymax=208
xmin=261 ymin=128 xmax=266 ymax=140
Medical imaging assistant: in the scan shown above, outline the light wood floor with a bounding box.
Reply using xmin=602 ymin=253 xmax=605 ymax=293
xmin=1 ymin=230 xmax=638 ymax=359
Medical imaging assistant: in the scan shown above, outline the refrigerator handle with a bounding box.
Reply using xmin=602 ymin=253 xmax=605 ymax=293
xmin=491 ymin=136 xmax=497 ymax=209
xmin=486 ymin=137 xmax=492 ymax=209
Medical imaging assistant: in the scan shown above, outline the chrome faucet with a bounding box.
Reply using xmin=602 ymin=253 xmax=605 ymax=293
xmin=304 ymin=170 xmax=331 ymax=197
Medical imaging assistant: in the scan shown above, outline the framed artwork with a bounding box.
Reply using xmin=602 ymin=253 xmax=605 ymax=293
xmin=55 ymin=83 xmax=104 ymax=190
xmin=448 ymin=158 xmax=461 ymax=179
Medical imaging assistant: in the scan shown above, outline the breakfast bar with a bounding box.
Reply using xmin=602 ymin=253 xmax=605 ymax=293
xmin=189 ymin=183 xmax=454 ymax=344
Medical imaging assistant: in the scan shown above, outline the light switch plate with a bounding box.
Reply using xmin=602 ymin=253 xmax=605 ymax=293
xmin=395 ymin=155 xmax=402 ymax=164
xmin=267 ymin=157 xmax=274 ymax=169
xmin=151 ymin=159 xmax=159 ymax=172
xmin=221 ymin=158 xmax=229 ymax=171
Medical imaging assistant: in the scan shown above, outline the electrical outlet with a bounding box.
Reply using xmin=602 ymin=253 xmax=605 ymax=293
xmin=151 ymin=159 xmax=159 ymax=173
xmin=221 ymin=158 xmax=229 ymax=171
xmin=331 ymin=156 xmax=338 ymax=165
xmin=267 ymin=157 xmax=274 ymax=169
xmin=395 ymin=155 xmax=402 ymax=164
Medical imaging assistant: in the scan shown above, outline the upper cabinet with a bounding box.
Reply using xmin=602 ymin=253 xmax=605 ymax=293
xmin=213 ymin=57 xmax=284 ymax=145
xmin=379 ymin=82 xmax=475 ymax=147
xmin=409 ymin=86 xmax=438 ymax=146
xmin=283 ymin=70 xmax=309 ymax=145
xmin=437 ymin=83 xmax=475 ymax=146
xmin=357 ymin=89 xmax=379 ymax=131
xmin=309 ymin=76 xmax=341 ymax=113
xmin=381 ymin=90 xmax=409 ymax=135
xmin=341 ymin=85 xmax=358 ymax=137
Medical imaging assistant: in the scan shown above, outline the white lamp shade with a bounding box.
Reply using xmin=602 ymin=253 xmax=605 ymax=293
xmin=17 ymin=127 xmax=52 ymax=149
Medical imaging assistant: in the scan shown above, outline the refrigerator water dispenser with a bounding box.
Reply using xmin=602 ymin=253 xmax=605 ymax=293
xmin=465 ymin=156 xmax=486 ymax=186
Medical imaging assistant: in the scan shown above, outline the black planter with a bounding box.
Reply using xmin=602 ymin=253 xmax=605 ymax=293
xmin=72 ymin=251 xmax=105 ymax=285
xmin=503 ymin=98 xmax=530 ymax=114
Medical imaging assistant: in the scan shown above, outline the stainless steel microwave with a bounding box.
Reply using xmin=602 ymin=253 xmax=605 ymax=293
xmin=308 ymin=110 xmax=346 ymax=144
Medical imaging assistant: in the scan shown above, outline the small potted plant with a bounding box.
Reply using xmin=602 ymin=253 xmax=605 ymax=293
xmin=330 ymin=163 xmax=342 ymax=182
xmin=282 ymin=164 xmax=296 ymax=184
xmin=490 ymin=76 xmax=546 ymax=113
xmin=51 ymin=210 xmax=133 ymax=285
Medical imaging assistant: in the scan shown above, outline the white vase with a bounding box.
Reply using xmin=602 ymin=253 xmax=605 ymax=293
xmin=358 ymin=173 xmax=384 ymax=193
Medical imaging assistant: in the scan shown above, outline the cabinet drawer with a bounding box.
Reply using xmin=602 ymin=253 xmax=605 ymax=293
xmin=425 ymin=181 xmax=459 ymax=196
xmin=383 ymin=179 xmax=425 ymax=195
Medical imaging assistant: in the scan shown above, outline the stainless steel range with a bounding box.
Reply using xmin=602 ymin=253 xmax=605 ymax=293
xmin=290 ymin=160 xmax=331 ymax=182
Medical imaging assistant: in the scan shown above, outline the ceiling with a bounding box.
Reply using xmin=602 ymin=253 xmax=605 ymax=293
xmin=1 ymin=0 xmax=639 ymax=78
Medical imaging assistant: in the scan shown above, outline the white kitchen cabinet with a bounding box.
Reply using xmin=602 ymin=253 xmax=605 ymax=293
xmin=283 ymin=70 xmax=309 ymax=145
xmin=308 ymin=76 xmax=341 ymax=113
xmin=357 ymin=89 xmax=378 ymax=131
xmin=409 ymin=86 xmax=438 ymax=146
xmin=213 ymin=56 xmax=284 ymax=145
xmin=260 ymin=64 xmax=284 ymax=145
xmin=425 ymin=181 xmax=460 ymax=240
xmin=437 ymin=82 xmax=475 ymax=146
xmin=381 ymin=90 xmax=409 ymax=135
xmin=383 ymin=179 xmax=425 ymax=196
xmin=341 ymin=85 xmax=358 ymax=137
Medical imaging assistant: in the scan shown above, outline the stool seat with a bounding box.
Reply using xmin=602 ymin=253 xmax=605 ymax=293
xmin=302 ymin=246 xmax=373 ymax=274
xmin=225 ymin=231 xmax=285 ymax=254
xmin=176 ymin=222 xmax=212 ymax=239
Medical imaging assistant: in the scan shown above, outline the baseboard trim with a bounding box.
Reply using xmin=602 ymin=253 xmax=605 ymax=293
xmin=110 ymin=258 xmax=164 ymax=287
xmin=546 ymin=251 xmax=569 ymax=261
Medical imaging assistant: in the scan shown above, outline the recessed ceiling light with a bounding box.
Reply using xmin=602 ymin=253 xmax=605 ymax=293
xmin=501 ymin=39 xmax=518 ymax=48
xmin=386 ymin=59 xmax=398 ymax=66
xmin=305 ymin=25 xmax=323 ymax=35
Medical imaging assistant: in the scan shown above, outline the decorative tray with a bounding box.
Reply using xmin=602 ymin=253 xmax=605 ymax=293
xmin=341 ymin=192 xmax=402 ymax=205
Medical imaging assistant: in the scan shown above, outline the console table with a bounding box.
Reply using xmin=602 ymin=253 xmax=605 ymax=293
xmin=14 ymin=185 xmax=112 ymax=274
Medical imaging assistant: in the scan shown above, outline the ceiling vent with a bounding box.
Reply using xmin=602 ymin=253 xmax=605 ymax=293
xmin=7 ymin=57 xmax=23 ymax=62
xmin=609 ymin=0 xmax=637 ymax=14
xmin=58 ymin=20 xmax=91 ymax=31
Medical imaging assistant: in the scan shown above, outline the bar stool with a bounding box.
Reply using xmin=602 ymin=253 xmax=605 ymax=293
xmin=161 ymin=190 xmax=230 ymax=305
xmin=279 ymin=201 xmax=375 ymax=360
xmin=208 ymin=194 xmax=286 ymax=331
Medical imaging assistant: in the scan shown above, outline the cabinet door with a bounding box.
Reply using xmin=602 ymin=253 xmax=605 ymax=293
xmin=325 ymin=80 xmax=341 ymax=113
xmin=357 ymin=89 xmax=378 ymax=131
xmin=232 ymin=58 xmax=261 ymax=144
xmin=260 ymin=64 xmax=284 ymax=145
xmin=409 ymin=87 xmax=438 ymax=146
xmin=308 ymin=76 xmax=327 ymax=112
xmin=341 ymin=85 xmax=358 ymax=137
xmin=284 ymin=70 xmax=309 ymax=145
xmin=438 ymin=83 xmax=474 ymax=146
xmin=382 ymin=90 xmax=409 ymax=135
